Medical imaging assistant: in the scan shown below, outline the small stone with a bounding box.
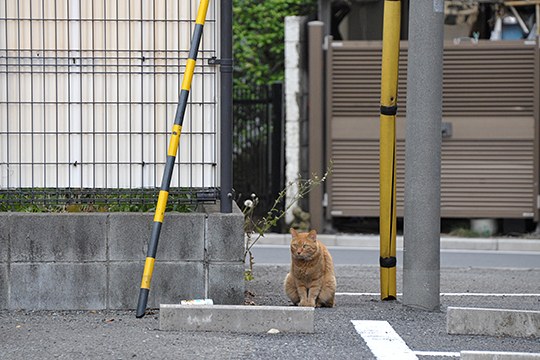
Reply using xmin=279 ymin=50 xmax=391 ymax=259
xmin=267 ymin=328 xmax=280 ymax=334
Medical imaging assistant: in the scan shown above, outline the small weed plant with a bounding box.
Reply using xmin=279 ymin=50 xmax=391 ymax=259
xmin=242 ymin=167 xmax=331 ymax=280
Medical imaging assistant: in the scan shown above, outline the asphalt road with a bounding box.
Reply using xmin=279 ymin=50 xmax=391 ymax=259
xmin=2 ymin=239 xmax=540 ymax=359
xmin=250 ymin=244 xmax=540 ymax=269
xmin=1 ymin=264 xmax=539 ymax=359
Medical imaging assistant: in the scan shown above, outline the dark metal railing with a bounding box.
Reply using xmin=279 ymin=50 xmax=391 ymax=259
xmin=233 ymin=83 xmax=284 ymax=218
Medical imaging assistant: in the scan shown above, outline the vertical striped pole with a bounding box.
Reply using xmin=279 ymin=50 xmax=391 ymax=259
xmin=379 ymin=0 xmax=400 ymax=301
xmin=136 ymin=0 xmax=210 ymax=319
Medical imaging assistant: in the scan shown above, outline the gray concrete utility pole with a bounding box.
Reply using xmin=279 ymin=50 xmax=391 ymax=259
xmin=403 ymin=0 xmax=444 ymax=311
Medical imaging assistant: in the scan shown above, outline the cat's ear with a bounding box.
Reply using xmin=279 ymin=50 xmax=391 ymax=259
xmin=307 ymin=229 xmax=317 ymax=241
xmin=290 ymin=228 xmax=298 ymax=238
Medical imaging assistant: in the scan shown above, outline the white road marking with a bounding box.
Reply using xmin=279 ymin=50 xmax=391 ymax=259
xmin=351 ymin=320 xmax=418 ymax=360
xmin=352 ymin=321 xmax=469 ymax=358
xmin=338 ymin=292 xmax=540 ymax=297
xmin=413 ymin=351 xmax=460 ymax=357
xmin=441 ymin=293 xmax=540 ymax=297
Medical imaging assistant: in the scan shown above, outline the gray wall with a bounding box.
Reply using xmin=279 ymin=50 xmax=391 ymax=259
xmin=0 ymin=203 xmax=245 ymax=310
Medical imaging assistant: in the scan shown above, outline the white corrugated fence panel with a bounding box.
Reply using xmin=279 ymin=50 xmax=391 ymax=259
xmin=0 ymin=0 xmax=218 ymax=190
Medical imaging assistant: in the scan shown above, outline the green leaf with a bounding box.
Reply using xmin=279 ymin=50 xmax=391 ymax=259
xmin=233 ymin=0 xmax=317 ymax=88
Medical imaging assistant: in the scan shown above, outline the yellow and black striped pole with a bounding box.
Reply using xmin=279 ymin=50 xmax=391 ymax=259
xmin=136 ymin=0 xmax=210 ymax=318
xmin=379 ymin=0 xmax=400 ymax=301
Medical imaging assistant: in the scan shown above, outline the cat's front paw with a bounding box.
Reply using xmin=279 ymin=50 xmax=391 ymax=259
xmin=299 ymin=299 xmax=316 ymax=307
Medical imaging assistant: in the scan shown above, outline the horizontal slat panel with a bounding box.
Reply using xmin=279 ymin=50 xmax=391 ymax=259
xmin=330 ymin=40 xmax=536 ymax=118
xmin=330 ymin=138 xmax=536 ymax=218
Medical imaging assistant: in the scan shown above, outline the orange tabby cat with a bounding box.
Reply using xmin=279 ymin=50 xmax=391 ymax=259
xmin=284 ymin=228 xmax=336 ymax=307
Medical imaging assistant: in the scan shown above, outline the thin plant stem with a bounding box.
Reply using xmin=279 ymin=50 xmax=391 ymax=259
xmin=241 ymin=165 xmax=332 ymax=279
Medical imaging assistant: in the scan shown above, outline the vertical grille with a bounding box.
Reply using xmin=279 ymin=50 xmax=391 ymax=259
xmin=0 ymin=0 xmax=219 ymax=209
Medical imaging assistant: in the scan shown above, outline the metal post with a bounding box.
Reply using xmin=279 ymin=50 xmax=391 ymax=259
xmin=318 ymin=0 xmax=331 ymax=36
xmin=403 ymin=0 xmax=444 ymax=311
xmin=270 ymin=83 xmax=284 ymax=217
xmin=220 ymin=0 xmax=233 ymax=213
xmin=379 ymin=0 xmax=401 ymax=301
xmin=68 ymin=0 xmax=82 ymax=188
xmin=136 ymin=0 xmax=210 ymax=318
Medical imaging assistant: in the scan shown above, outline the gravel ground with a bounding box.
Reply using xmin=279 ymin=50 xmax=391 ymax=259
xmin=1 ymin=265 xmax=539 ymax=359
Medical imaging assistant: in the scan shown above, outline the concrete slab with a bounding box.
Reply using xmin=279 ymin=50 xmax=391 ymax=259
xmin=207 ymin=263 xmax=245 ymax=305
xmin=109 ymin=261 xmax=206 ymax=310
xmin=108 ymin=213 xmax=206 ymax=261
xmin=461 ymin=351 xmax=540 ymax=360
xmin=498 ymin=239 xmax=540 ymax=252
xmin=0 ymin=264 xmax=7 ymax=308
xmin=0 ymin=213 xmax=9 ymax=262
xmin=158 ymin=213 xmax=206 ymax=261
xmin=206 ymin=212 xmax=244 ymax=262
xmin=447 ymin=307 xmax=540 ymax=338
xmin=108 ymin=213 xmax=152 ymax=261
xmin=160 ymin=304 xmax=314 ymax=333
xmin=10 ymin=263 xmax=107 ymax=310
xmin=441 ymin=237 xmax=497 ymax=251
xmin=10 ymin=213 xmax=107 ymax=262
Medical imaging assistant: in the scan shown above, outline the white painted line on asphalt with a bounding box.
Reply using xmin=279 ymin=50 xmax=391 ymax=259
xmin=352 ymin=320 xmax=461 ymax=359
xmin=461 ymin=351 xmax=540 ymax=359
xmin=414 ymin=350 xmax=460 ymax=357
xmin=338 ymin=292 xmax=540 ymax=297
xmin=337 ymin=292 xmax=388 ymax=296
xmin=441 ymin=293 xmax=540 ymax=297
xmin=351 ymin=320 xmax=418 ymax=360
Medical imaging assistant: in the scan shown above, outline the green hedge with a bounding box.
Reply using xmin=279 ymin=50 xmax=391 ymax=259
xmin=233 ymin=0 xmax=317 ymax=89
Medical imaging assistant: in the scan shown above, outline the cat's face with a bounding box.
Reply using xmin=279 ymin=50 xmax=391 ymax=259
xmin=290 ymin=229 xmax=318 ymax=260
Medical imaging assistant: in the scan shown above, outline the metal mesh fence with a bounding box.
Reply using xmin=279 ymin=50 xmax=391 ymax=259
xmin=0 ymin=0 xmax=219 ymax=211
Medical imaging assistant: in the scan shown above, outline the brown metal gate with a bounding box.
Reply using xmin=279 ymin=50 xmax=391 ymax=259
xmin=325 ymin=40 xmax=540 ymax=220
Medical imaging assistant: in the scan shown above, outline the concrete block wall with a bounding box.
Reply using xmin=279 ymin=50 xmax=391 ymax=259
xmin=0 ymin=203 xmax=245 ymax=310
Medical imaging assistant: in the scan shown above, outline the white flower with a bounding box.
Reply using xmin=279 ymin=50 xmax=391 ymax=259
xmin=244 ymin=199 xmax=254 ymax=208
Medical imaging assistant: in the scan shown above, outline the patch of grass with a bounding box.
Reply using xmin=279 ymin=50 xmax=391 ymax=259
xmin=0 ymin=188 xmax=197 ymax=213
xmin=448 ymin=227 xmax=482 ymax=238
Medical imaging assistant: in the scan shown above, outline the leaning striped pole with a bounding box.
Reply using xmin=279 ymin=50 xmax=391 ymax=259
xmin=379 ymin=0 xmax=400 ymax=301
xmin=136 ymin=0 xmax=210 ymax=318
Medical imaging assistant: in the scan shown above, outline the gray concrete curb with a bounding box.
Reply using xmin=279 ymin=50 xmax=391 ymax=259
xmin=253 ymin=233 xmax=540 ymax=252
xmin=461 ymin=351 xmax=540 ymax=360
xmin=159 ymin=304 xmax=314 ymax=333
xmin=447 ymin=307 xmax=540 ymax=338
